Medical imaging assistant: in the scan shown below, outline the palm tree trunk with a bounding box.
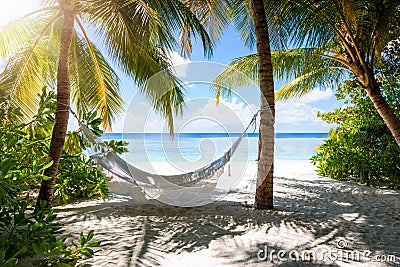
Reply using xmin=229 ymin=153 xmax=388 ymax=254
xmin=37 ymin=10 xmax=75 ymax=207
xmin=353 ymin=66 xmax=400 ymax=147
xmin=366 ymin=80 xmax=400 ymax=147
xmin=250 ymin=0 xmax=275 ymax=210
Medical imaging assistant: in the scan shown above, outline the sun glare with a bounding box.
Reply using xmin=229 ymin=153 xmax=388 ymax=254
xmin=0 ymin=0 xmax=41 ymax=28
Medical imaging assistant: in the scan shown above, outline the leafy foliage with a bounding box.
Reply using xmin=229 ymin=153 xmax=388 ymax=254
xmin=0 ymin=88 xmax=128 ymax=265
xmin=311 ymin=78 xmax=400 ymax=189
xmin=0 ymin=89 xmax=113 ymax=205
xmin=212 ymin=48 xmax=345 ymax=101
xmin=214 ymin=1 xmax=400 ymax=107
xmin=0 ymin=0 xmax=219 ymax=131
xmin=0 ymin=200 xmax=100 ymax=266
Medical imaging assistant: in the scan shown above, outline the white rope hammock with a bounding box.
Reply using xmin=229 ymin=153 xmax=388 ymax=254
xmin=73 ymin=110 xmax=259 ymax=202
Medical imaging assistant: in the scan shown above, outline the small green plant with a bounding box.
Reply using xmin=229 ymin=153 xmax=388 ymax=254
xmin=0 ymin=239 xmax=23 ymax=267
xmin=32 ymin=230 xmax=100 ymax=266
xmin=55 ymin=155 xmax=109 ymax=204
xmin=0 ymin=201 xmax=100 ymax=266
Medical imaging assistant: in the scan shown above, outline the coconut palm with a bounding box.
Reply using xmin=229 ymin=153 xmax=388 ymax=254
xmin=192 ymin=0 xmax=287 ymax=209
xmin=283 ymin=0 xmax=400 ymax=146
xmin=215 ymin=0 xmax=400 ymax=147
xmin=245 ymin=0 xmax=275 ymax=210
xmin=0 ymin=0 xmax=213 ymax=205
xmin=203 ymin=0 xmax=288 ymax=209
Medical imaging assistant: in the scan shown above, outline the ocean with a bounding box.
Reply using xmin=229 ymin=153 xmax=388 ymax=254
xmin=102 ymin=133 xmax=327 ymax=163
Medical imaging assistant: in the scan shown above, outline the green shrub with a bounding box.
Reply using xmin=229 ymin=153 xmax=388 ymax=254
xmin=55 ymin=154 xmax=109 ymax=204
xmin=0 ymin=88 xmax=122 ymax=205
xmin=0 ymin=200 xmax=100 ymax=266
xmin=0 ymin=121 xmax=51 ymax=205
xmin=311 ymin=78 xmax=400 ymax=189
xmin=0 ymin=88 xmax=117 ymax=265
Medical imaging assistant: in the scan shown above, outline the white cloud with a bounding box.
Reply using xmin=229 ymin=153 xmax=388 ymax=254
xmin=275 ymin=101 xmax=331 ymax=132
xmin=165 ymin=50 xmax=191 ymax=79
xmin=182 ymin=97 xmax=258 ymax=132
xmin=298 ymin=87 xmax=333 ymax=103
xmin=117 ymin=96 xmax=259 ymax=133
xmin=276 ymin=102 xmax=319 ymax=124
xmin=166 ymin=50 xmax=191 ymax=66
xmin=272 ymin=87 xmax=334 ymax=132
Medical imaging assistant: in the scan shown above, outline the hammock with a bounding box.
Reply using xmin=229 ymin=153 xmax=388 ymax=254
xmin=75 ymin=111 xmax=259 ymax=202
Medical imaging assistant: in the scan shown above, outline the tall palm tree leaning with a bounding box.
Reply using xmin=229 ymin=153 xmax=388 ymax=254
xmin=216 ymin=0 xmax=400 ymax=148
xmin=282 ymin=0 xmax=400 ymax=146
xmin=0 ymin=0 xmax=213 ymax=206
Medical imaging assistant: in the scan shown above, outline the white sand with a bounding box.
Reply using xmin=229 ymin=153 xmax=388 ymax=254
xmin=55 ymin=160 xmax=400 ymax=266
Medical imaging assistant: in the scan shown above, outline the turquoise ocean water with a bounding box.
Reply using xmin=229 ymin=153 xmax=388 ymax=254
xmin=102 ymin=133 xmax=327 ymax=163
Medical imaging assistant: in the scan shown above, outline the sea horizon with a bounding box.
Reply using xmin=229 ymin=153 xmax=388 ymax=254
xmin=102 ymin=132 xmax=328 ymax=161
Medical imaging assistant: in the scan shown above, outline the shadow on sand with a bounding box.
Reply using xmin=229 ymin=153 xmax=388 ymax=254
xmin=54 ymin=176 xmax=400 ymax=267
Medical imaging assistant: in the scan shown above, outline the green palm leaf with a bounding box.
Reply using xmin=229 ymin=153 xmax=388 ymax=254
xmin=213 ymin=48 xmax=347 ymax=101
xmin=70 ymin=26 xmax=124 ymax=130
xmin=1 ymin=0 xmax=217 ymax=132
xmin=181 ymin=0 xmax=231 ymax=49
xmin=0 ymin=11 xmax=61 ymax=118
xmin=0 ymin=7 xmax=58 ymax=60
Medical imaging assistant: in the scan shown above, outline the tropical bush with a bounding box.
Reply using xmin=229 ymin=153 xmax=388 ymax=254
xmin=0 ymin=89 xmax=115 ymax=205
xmin=311 ymin=77 xmax=400 ymax=189
xmin=0 ymin=200 xmax=101 ymax=266
xmin=0 ymin=88 xmax=131 ymax=265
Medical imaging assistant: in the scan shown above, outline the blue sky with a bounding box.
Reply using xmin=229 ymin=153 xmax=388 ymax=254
xmin=0 ymin=1 xmax=341 ymax=133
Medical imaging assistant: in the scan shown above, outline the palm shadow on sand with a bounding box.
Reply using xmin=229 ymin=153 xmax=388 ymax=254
xmin=55 ymin=176 xmax=400 ymax=267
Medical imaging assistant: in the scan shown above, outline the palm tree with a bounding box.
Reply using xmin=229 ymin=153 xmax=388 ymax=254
xmin=284 ymin=0 xmax=400 ymax=146
xmin=0 ymin=0 xmax=213 ymax=205
xmin=216 ymin=0 xmax=400 ymax=147
xmin=205 ymin=0 xmax=286 ymax=209
xmin=247 ymin=0 xmax=275 ymax=209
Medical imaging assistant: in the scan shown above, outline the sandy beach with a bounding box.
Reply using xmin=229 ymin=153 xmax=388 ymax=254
xmin=54 ymin=160 xmax=400 ymax=266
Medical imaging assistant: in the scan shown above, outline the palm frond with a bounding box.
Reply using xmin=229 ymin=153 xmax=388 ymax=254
xmin=0 ymin=44 xmax=58 ymax=119
xmin=0 ymin=11 xmax=61 ymax=119
xmin=228 ymin=0 xmax=289 ymax=50
xmin=1 ymin=0 xmax=215 ymax=134
xmin=0 ymin=9 xmax=59 ymax=60
xmin=39 ymin=0 xmax=57 ymax=6
xmin=212 ymin=53 xmax=258 ymax=101
xmin=155 ymin=85 xmax=186 ymax=136
xmin=70 ymin=23 xmax=124 ymax=131
xmin=272 ymin=48 xmax=346 ymax=81
xmin=229 ymin=0 xmax=255 ymax=49
xmin=144 ymin=66 xmax=186 ymax=135
xmin=281 ymin=0 xmax=400 ymax=68
xmin=161 ymin=0 xmax=216 ymax=58
xmin=275 ymin=66 xmax=344 ymax=100
xmin=213 ymin=48 xmax=348 ymax=101
xmin=280 ymin=0 xmax=341 ymax=48
xmin=181 ymin=0 xmax=231 ymax=48
xmin=82 ymin=0 xmax=194 ymax=133
xmin=82 ymin=0 xmax=176 ymax=85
